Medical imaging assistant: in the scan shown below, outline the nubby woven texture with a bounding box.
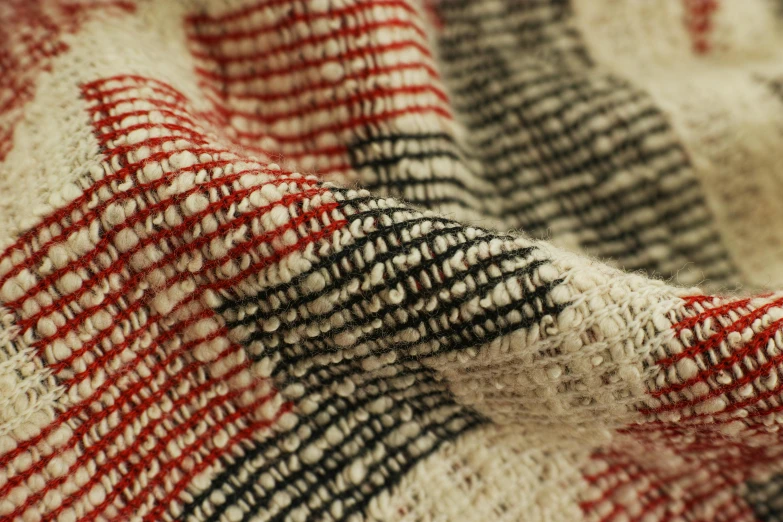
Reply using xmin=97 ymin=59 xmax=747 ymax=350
xmin=3 ymin=1 xmax=783 ymax=521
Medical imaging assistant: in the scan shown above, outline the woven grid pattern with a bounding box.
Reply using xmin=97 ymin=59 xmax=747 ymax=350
xmin=3 ymin=0 xmax=783 ymax=521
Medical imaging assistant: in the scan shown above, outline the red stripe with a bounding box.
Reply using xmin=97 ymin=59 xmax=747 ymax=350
xmin=210 ymin=139 xmax=349 ymax=161
xmin=0 ymin=148 xmax=237 ymax=289
xmin=0 ymin=0 xmax=133 ymax=161
xmin=0 ymin=147 xmax=235 ymax=304
xmin=138 ymin=402 xmax=293 ymax=522
xmin=582 ymin=462 xmax=626 ymax=484
xmin=12 ymin=102 xmax=336 ymax=370
xmin=82 ymin=75 xmax=188 ymax=94
xmin=5 ymin=170 xmax=309 ymax=326
xmin=672 ymin=297 xmax=752 ymax=334
xmin=663 ymin=472 xmax=751 ymax=522
xmin=105 ymin=137 xmax=225 ymax=159
xmin=682 ymin=295 xmax=718 ymax=306
xmin=192 ymin=40 xmax=434 ymax=82
xmin=12 ymin=203 xmax=337 ymax=472
xmin=609 ymin=421 xmax=775 ymax=518
xmin=87 ymin=96 xmax=195 ymax=119
xmin=58 ymin=1 xmax=136 ymax=15
xmin=581 ymin=468 xmax=647 ymax=516
xmin=200 ymin=216 xmax=347 ymax=292
xmin=655 ymin=296 xmax=783 ymax=368
xmin=58 ymin=290 xmax=214 ymax=382
xmin=682 ymin=0 xmax=719 ymax=54
xmin=28 ymin=199 xmax=335 ymax=383
xmin=0 ymin=133 xmax=220 ymax=264
xmin=210 ymin=84 xmax=450 ymax=124
xmin=188 ymin=2 xmax=421 ymax=45
xmin=50 ymin=365 xmax=269 ymax=522
xmin=0 ymin=286 xmax=223 ymax=486
xmin=0 ymin=72 xmax=350 ymax=519
xmin=200 ymin=61 xmax=441 ymax=103
xmin=190 ymin=19 xmax=427 ymax=56
xmin=583 ymin=450 xmax=748 ymax=522
xmin=0 ymin=83 xmax=244 ymax=475
xmin=15 ymin=186 xmax=332 ymax=342
xmin=7 ymin=248 xmax=260 ymax=513
xmin=91 ymin=104 xmax=202 ymax=130
xmin=229 ymin=104 xmax=452 ymax=143
xmin=185 ymin=0 xmax=417 ymax=25
xmin=0 ymin=204 xmax=340 ymax=500
xmin=96 ymin=121 xmax=209 ymax=146
xmin=0 ymin=67 xmax=360 ymax=274
xmin=19 ymin=354 xmax=258 ymax=521
xmin=91 ymin=108 xmax=204 ymax=130
xmin=721 ymin=379 xmax=783 ymax=420
xmin=630 ymin=374 xmax=783 ymax=426
xmin=652 ymin=316 xmax=783 ymax=399
xmin=635 ymin=465 xmax=719 ymax=522
xmin=83 ymin=84 xmax=186 ymax=104
xmin=106 ymin=390 xmax=283 ymax=522
xmin=0 ymin=304 xmax=220 ymax=501
xmin=45 ymin=195 xmax=336 ymax=365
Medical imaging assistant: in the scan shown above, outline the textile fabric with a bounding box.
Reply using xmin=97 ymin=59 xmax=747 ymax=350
xmin=2 ymin=1 xmax=783 ymax=521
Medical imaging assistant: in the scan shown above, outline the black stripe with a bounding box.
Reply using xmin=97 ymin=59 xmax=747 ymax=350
xmin=343 ymin=23 xmax=740 ymax=283
xmin=265 ymin=396 xmax=478 ymax=522
xmin=311 ymin=412 xmax=485 ymax=522
xmin=272 ymin=273 xmax=564 ymax=377
xmin=743 ymin=474 xmax=783 ymax=522
xmin=217 ymin=209 xmax=512 ymax=317
xmin=238 ymin=244 xmax=544 ymax=356
xmin=179 ymin=361 xmax=485 ymax=522
xmin=346 ymin=151 xmax=713 ymax=276
xmin=358 ymin=143 xmax=685 ymax=215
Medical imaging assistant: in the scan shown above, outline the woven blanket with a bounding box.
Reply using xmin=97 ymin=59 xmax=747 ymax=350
xmin=5 ymin=0 xmax=783 ymax=520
